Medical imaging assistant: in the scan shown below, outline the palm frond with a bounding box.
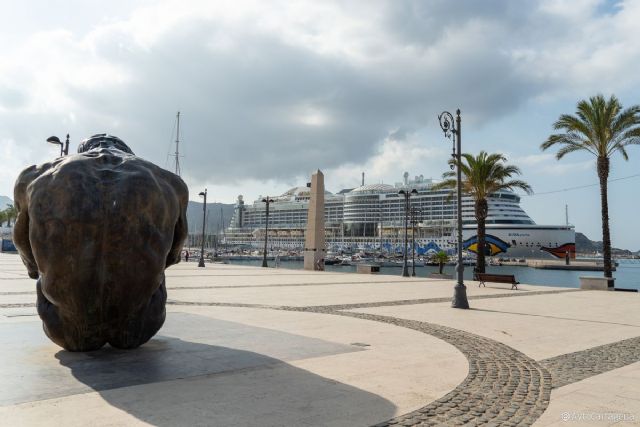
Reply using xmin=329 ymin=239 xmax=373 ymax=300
xmin=553 ymin=113 xmax=593 ymax=139
xmin=544 ymin=94 xmax=640 ymax=161
xmin=556 ymin=144 xmax=587 ymax=159
xmin=443 ymin=151 xmax=532 ymax=202
xmin=615 ymin=125 xmax=640 ymax=148
xmin=542 ymin=134 xmax=597 ymax=157
xmin=495 ymin=179 xmax=534 ymax=195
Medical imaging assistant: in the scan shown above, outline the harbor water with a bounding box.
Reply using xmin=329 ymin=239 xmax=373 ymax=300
xmin=225 ymin=258 xmax=640 ymax=291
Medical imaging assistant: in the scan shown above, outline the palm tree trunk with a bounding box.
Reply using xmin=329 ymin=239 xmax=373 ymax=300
xmin=597 ymin=157 xmax=613 ymax=284
xmin=475 ymin=198 xmax=488 ymax=274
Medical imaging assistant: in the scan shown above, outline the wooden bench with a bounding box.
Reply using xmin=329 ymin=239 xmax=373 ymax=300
xmin=476 ymin=273 xmax=519 ymax=290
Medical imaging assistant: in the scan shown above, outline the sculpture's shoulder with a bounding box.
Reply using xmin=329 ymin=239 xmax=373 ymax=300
xmin=136 ymin=158 xmax=188 ymax=200
xmin=13 ymin=161 xmax=58 ymax=207
xmin=117 ymin=154 xmax=189 ymax=205
xmin=16 ymin=150 xmax=188 ymax=210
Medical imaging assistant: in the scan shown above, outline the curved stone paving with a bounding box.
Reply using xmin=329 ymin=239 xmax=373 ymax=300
xmin=541 ymin=336 xmax=640 ymax=389
xmin=165 ymin=297 xmax=640 ymax=425
xmin=285 ymin=289 xmax=576 ymax=311
xmin=329 ymin=311 xmax=552 ymax=427
xmin=167 ymin=300 xmax=553 ymax=426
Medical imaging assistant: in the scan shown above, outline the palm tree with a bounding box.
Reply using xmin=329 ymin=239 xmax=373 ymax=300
xmin=3 ymin=204 xmax=16 ymax=227
xmin=432 ymin=250 xmax=449 ymax=275
xmin=0 ymin=210 xmax=6 ymax=228
xmin=542 ymin=94 xmax=640 ymax=283
xmin=434 ymin=151 xmax=533 ymax=274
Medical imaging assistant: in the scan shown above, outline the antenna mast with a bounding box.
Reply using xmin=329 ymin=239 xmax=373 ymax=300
xmin=173 ymin=111 xmax=181 ymax=176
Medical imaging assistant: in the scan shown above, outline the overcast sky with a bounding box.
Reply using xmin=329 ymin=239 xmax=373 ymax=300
xmin=1 ymin=0 xmax=640 ymax=249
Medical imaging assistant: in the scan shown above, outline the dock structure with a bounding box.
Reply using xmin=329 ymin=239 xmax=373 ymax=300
xmin=304 ymin=170 xmax=326 ymax=270
xmin=498 ymin=258 xmax=616 ymax=271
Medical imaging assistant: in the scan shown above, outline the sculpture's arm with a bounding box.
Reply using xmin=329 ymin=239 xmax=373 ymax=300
xmin=13 ymin=166 xmax=40 ymax=279
xmin=166 ymin=179 xmax=189 ymax=268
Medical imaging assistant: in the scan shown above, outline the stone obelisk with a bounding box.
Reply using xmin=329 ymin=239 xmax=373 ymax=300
xmin=304 ymin=170 xmax=326 ymax=270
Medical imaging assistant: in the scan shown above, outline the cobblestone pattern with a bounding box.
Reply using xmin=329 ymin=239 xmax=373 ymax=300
xmin=168 ymin=300 xmax=282 ymax=310
xmin=166 ymin=289 xmax=574 ymax=314
xmin=166 ymin=280 xmax=414 ymax=290
xmin=168 ymin=272 xmax=346 ymax=278
xmin=541 ymin=336 xmax=640 ymax=388
xmin=324 ymin=310 xmax=552 ymax=426
xmin=2 ymin=284 xmax=575 ymax=298
xmin=0 ymin=303 xmax=35 ymax=308
xmin=166 ymin=297 xmax=640 ymax=425
xmin=286 ymin=289 xmax=576 ymax=312
xmin=167 ymin=299 xmax=553 ymax=425
xmin=0 ymin=291 xmax=35 ymax=295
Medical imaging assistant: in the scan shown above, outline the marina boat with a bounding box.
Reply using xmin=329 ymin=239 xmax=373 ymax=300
xmin=225 ymin=172 xmax=575 ymax=259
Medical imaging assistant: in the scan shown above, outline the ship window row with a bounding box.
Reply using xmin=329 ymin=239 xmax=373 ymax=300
xmin=510 ymin=241 xmax=558 ymax=247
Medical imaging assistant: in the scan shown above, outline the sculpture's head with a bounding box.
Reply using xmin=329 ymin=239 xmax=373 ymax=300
xmin=77 ymin=134 xmax=134 ymax=155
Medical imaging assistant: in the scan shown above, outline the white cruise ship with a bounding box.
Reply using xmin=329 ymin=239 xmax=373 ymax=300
xmin=225 ymin=173 xmax=575 ymax=259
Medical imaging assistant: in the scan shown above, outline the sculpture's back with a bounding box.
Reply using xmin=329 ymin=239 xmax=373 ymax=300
xmin=13 ymin=134 xmax=188 ymax=351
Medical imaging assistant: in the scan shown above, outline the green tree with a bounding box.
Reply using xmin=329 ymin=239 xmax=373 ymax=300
xmin=434 ymin=151 xmax=532 ymax=274
xmin=4 ymin=204 xmax=17 ymax=227
xmin=432 ymin=250 xmax=449 ymax=275
xmin=0 ymin=209 xmax=6 ymax=228
xmin=542 ymin=94 xmax=640 ymax=282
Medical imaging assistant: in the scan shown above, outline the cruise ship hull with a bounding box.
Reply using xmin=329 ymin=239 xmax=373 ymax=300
xmin=461 ymin=225 xmax=575 ymax=259
xmin=225 ymin=224 xmax=575 ymax=260
xmin=335 ymin=225 xmax=575 ymax=259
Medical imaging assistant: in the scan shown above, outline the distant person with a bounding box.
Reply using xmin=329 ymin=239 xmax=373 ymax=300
xmin=275 ymin=253 xmax=280 ymax=268
xmin=185 ymin=251 xmax=190 ymax=262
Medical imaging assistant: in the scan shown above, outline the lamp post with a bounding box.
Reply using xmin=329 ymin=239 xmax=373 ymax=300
xmin=411 ymin=207 xmax=419 ymax=277
xmin=198 ymin=189 xmax=207 ymax=268
xmin=438 ymin=109 xmax=469 ymax=309
xmin=398 ymin=189 xmax=417 ymax=277
xmin=261 ymin=196 xmax=274 ymax=267
xmin=46 ymin=134 xmax=70 ymax=156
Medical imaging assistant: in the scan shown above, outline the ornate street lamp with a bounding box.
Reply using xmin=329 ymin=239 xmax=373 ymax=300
xmin=398 ymin=188 xmax=417 ymax=277
xmin=46 ymin=134 xmax=70 ymax=156
xmin=261 ymin=196 xmax=274 ymax=267
xmin=198 ymin=189 xmax=207 ymax=268
xmin=438 ymin=109 xmax=469 ymax=309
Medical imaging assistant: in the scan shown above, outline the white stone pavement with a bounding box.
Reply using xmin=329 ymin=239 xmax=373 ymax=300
xmin=0 ymin=253 xmax=638 ymax=426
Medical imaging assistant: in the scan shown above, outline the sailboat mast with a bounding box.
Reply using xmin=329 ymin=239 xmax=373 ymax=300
xmin=220 ymin=206 xmax=226 ymax=239
xmin=174 ymin=111 xmax=181 ymax=176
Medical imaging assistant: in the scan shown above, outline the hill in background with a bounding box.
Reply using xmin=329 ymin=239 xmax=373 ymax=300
xmin=0 ymin=195 xmax=13 ymax=210
xmin=186 ymin=201 xmax=235 ymax=235
xmin=0 ymin=195 xmax=234 ymax=235
xmin=576 ymin=232 xmax=638 ymax=256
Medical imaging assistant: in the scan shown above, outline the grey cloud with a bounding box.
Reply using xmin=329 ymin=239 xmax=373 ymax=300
xmin=382 ymin=0 xmax=532 ymax=46
xmin=3 ymin=1 xmax=614 ymax=188
xmin=388 ymin=128 xmax=409 ymax=141
xmin=0 ymin=86 xmax=27 ymax=109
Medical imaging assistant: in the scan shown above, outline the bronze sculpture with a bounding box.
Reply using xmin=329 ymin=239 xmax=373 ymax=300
xmin=13 ymin=134 xmax=188 ymax=351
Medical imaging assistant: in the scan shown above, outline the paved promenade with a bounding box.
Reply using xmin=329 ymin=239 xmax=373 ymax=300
xmin=0 ymin=253 xmax=638 ymax=426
